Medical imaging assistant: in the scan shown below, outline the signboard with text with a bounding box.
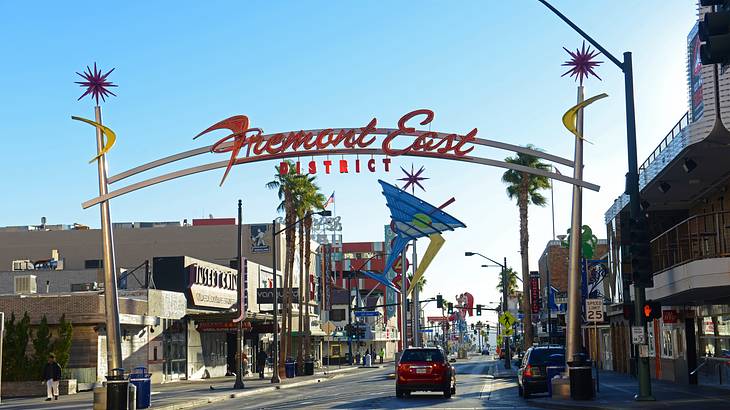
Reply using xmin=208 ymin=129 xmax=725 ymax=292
xmin=256 ymin=287 xmax=299 ymax=304
xmin=585 ymin=298 xmax=604 ymax=323
xmin=530 ymin=271 xmax=540 ymax=321
xmin=250 ymin=224 xmax=271 ymax=253
xmin=187 ymin=262 xmax=238 ymax=309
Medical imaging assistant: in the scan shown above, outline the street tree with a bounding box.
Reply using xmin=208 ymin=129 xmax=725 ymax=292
xmin=502 ymin=145 xmax=550 ymax=348
xmin=267 ymin=161 xmax=308 ymax=377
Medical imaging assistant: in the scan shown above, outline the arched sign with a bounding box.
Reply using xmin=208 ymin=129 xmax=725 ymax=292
xmin=82 ymin=108 xmax=599 ymax=208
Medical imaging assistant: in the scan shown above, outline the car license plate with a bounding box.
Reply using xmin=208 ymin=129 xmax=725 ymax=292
xmin=416 ymin=369 xmax=427 ymax=374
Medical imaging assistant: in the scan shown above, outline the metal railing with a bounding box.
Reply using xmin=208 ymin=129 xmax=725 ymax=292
xmin=638 ymin=111 xmax=690 ymax=175
xmin=651 ymin=210 xmax=730 ymax=273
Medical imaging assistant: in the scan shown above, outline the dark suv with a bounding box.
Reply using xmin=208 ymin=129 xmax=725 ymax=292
xmin=396 ymin=347 xmax=456 ymax=398
xmin=517 ymin=345 xmax=565 ymax=398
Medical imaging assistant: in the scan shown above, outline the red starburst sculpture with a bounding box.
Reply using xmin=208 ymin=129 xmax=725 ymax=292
xmin=561 ymin=41 xmax=602 ymax=86
xmin=75 ymin=63 xmax=117 ymax=105
xmin=398 ymin=164 xmax=428 ymax=194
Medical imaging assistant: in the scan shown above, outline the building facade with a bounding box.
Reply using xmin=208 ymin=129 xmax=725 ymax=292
xmin=603 ymin=3 xmax=730 ymax=386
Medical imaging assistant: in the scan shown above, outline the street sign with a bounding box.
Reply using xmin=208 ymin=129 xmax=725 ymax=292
xmin=354 ymin=311 xmax=380 ymax=317
xmin=499 ymin=312 xmax=516 ymax=328
xmin=419 ymin=329 xmax=433 ymax=333
xmin=585 ymin=298 xmax=604 ymax=323
xmin=555 ymin=291 xmax=568 ymax=305
xmin=631 ymin=326 xmax=645 ymax=344
xmin=322 ymin=321 xmax=336 ymax=335
xmin=503 ymin=326 xmax=514 ymax=336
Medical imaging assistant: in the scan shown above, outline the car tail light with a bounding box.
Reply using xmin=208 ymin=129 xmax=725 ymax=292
xmin=431 ymin=362 xmax=443 ymax=372
xmin=398 ymin=363 xmax=410 ymax=373
xmin=523 ymin=364 xmax=533 ymax=377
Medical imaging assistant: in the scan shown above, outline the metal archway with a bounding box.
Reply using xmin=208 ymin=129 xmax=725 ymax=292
xmin=82 ymin=109 xmax=599 ymax=208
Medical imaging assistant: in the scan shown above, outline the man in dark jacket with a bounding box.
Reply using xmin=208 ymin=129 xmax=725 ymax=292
xmin=257 ymin=348 xmax=268 ymax=379
xmin=43 ymin=353 xmax=62 ymax=401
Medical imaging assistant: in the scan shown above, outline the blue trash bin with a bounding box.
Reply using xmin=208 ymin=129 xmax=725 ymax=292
xmin=546 ymin=366 xmax=564 ymax=397
xmin=129 ymin=367 xmax=152 ymax=409
xmin=285 ymin=361 xmax=296 ymax=378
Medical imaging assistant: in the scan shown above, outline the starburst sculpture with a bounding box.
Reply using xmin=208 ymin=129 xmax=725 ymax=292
xmin=561 ymin=41 xmax=602 ymax=86
xmin=398 ymin=164 xmax=428 ymax=194
xmin=75 ymin=63 xmax=117 ymax=105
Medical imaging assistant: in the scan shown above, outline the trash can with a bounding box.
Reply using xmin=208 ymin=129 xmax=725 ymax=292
xmin=568 ymin=354 xmax=594 ymax=400
xmin=285 ymin=360 xmax=296 ymax=378
xmin=106 ymin=368 xmax=129 ymax=410
xmin=128 ymin=382 xmax=137 ymax=410
xmin=129 ymin=367 xmax=152 ymax=409
xmin=546 ymin=366 xmax=564 ymax=397
xmin=304 ymin=360 xmax=315 ymax=376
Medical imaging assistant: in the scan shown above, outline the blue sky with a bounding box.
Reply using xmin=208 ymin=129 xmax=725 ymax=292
xmin=0 ymin=1 xmax=697 ymax=323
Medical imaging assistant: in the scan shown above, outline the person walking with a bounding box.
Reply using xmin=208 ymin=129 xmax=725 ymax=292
xmin=379 ymin=347 xmax=385 ymax=364
xmin=43 ymin=353 xmax=62 ymax=401
xmin=257 ymin=348 xmax=268 ymax=379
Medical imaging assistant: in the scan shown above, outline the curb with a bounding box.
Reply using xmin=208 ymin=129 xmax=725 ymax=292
xmin=528 ymin=398 xmax=615 ymax=410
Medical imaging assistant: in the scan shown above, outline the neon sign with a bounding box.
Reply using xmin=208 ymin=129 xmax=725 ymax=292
xmin=195 ymin=109 xmax=476 ymax=185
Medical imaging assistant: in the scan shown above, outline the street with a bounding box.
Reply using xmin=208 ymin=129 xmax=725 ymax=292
xmin=206 ymin=355 xmax=537 ymax=409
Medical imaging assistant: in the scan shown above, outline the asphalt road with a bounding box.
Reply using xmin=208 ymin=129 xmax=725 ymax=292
xmin=207 ymin=355 xmax=540 ymax=409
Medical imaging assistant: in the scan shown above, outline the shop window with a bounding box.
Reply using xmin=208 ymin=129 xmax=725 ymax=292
xmin=661 ymin=329 xmax=674 ymax=358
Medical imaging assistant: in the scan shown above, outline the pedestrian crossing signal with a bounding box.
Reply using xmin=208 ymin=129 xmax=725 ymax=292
xmin=447 ymin=303 xmax=453 ymax=314
xmin=476 ymin=304 xmax=482 ymax=316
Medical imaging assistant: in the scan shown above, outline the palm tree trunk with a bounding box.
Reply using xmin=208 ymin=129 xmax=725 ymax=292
xmin=518 ymin=176 xmax=534 ymax=348
xmin=303 ymin=216 xmax=313 ymax=359
xmin=297 ymin=223 xmax=305 ymax=371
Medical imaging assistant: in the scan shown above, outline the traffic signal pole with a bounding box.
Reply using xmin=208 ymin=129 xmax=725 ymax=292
xmin=537 ymin=0 xmax=653 ymax=400
xmin=502 ymin=257 xmax=510 ymax=370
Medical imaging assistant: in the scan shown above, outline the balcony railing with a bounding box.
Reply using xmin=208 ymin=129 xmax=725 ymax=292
xmin=651 ymin=211 xmax=730 ymax=273
xmin=638 ymin=111 xmax=690 ymax=175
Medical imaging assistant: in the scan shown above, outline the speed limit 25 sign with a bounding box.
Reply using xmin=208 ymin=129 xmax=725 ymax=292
xmin=585 ymin=298 xmax=604 ymax=323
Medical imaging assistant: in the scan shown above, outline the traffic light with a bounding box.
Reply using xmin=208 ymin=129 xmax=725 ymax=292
xmin=476 ymin=304 xmax=482 ymax=316
xmin=486 ymin=323 xmax=490 ymax=334
xmin=471 ymin=323 xmax=475 ymax=331
xmin=700 ymin=0 xmax=730 ymax=65
xmin=447 ymin=303 xmax=453 ymax=314
xmin=436 ymin=294 xmax=443 ymax=309
xmin=473 ymin=329 xmax=477 ymax=335
xmin=628 ymin=216 xmax=654 ymax=288
xmin=643 ymin=300 xmax=662 ymax=321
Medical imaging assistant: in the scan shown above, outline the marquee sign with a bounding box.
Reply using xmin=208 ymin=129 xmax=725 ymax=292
xmin=80 ymin=108 xmax=600 ymax=209
xmin=188 ymin=263 xmax=238 ymax=309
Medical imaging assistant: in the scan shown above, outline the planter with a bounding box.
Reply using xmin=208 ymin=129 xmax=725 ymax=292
xmin=1 ymin=379 xmax=77 ymax=398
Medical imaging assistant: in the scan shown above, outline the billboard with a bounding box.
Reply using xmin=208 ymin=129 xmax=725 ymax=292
xmin=688 ymin=22 xmax=704 ymax=123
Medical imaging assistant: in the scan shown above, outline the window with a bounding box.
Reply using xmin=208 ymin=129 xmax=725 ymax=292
xmin=330 ymin=309 xmax=346 ymax=321
xmin=661 ymin=329 xmax=674 ymax=358
xmin=400 ymin=349 xmax=444 ymax=362
xmin=85 ymin=259 xmax=103 ymax=269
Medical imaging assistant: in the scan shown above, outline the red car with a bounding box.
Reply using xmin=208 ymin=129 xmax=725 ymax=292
xmin=396 ymin=347 xmax=456 ymax=398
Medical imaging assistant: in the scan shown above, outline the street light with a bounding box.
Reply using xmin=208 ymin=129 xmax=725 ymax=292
xmin=465 ymin=251 xmax=510 ymax=369
xmin=537 ymin=0 xmax=653 ymax=400
xmin=270 ymin=209 xmax=331 ymax=383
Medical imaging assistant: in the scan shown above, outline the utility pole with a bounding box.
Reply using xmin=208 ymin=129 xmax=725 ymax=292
xmin=233 ymin=200 xmax=245 ymax=389
xmin=270 ymin=219 xmax=281 ymax=383
xmin=502 ymin=257 xmax=510 ymax=369
xmin=537 ymin=0 xmax=653 ymax=400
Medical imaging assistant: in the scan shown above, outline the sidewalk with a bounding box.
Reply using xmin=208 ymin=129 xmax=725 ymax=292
xmin=0 ymin=365 xmax=374 ymax=410
xmin=530 ymin=370 xmax=730 ymax=410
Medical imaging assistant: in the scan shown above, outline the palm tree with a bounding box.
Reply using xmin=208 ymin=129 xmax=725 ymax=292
xmin=495 ymin=267 xmax=519 ymax=295
xmin=294 ymin=176 xmax=325 ymax=371
xmin=301 ymin=182 xmax=325 ymax=362
xmin=501 ymin=145 xmax=550 ymax=348
xmin=406 ymin=274 xmax=427 ymax=294
xmin=266 ymin=160 xmax=307 ymax=378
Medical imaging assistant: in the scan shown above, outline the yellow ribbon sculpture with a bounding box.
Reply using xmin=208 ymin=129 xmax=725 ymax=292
xmin=72 ymin=116 xmax=117 ymax=163
xmin=561 ymin=93 xmax=608 ymax=140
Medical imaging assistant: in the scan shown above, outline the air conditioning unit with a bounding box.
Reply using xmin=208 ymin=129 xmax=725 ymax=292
xmin=14 ymin=275 xmax=38 ymax=294
xmin=71 ymin=282 xmax=100 ymax=292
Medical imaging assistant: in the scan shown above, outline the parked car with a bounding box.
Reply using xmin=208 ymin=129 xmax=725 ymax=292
xmin=517 ymin=345 xmax=565 ymax=398
xmin=396 ymin=347 xmax=456 ymax=398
